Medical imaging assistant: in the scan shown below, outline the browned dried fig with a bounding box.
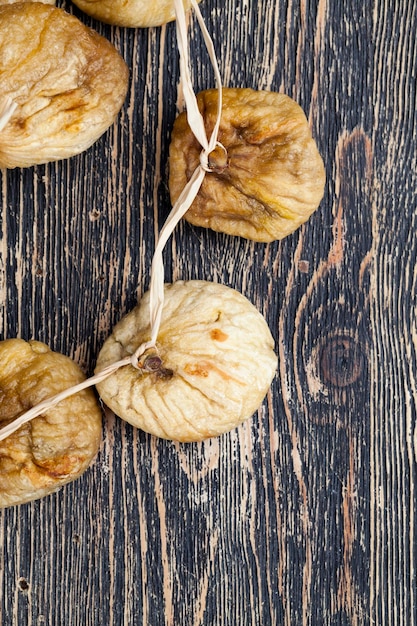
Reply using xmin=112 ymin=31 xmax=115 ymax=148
xmin=71 ymin=0 xmax=200 ymax=27
xmin=0 ymin=339 xmax=102 ymax=507
xmin=169 ymin=88 xmax=326 ymax=242
xmin=0 ymin=3 xmax=129 ymax=168
xmin=95 ymin=280 xmax=277 ymax=442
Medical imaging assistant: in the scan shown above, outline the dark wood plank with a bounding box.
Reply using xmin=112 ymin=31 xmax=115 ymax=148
xmin=0 ymin=0 xmax=416 ymax=624
xmin=370 ymin=2 xmax=417 ymax=623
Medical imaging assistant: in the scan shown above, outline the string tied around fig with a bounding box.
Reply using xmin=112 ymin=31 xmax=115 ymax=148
xmin=0 ymin=0 xmax=223 ymax=443
xmin=200 ymin=141 xmax=228 ymax=174
xmin=0 ymin=96 xmax=17 ymax=132
xmin=146 ymin=0 xmax=223 ymax=349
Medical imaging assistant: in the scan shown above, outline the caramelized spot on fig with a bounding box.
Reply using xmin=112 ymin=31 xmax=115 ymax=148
xmin=184 ymin=361 xmax=241 ymax=383
xmin=36 ymin=455 xmax=80 ymax=477
xmin=184 ymin=363 xmax=210 ymax=378
xmin=210 ymin=328 xmax=228 ymax=342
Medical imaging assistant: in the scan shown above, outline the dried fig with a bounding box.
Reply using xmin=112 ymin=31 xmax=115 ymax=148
xmin=71 ymin=0 xmax=200 ymax=28
xmin=0 ymin=339 xmax=102 ymax=507
xmin=95 ymin=280 xmax=277 ymax=442
xmin=0 ymin=3 xmax=129 ymax=168
xmin=169 ymin=88 xmax=326 ymax=242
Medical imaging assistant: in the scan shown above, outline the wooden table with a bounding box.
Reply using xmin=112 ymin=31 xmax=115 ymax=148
xmin=1 ymin=0 xmax=416 ymax=624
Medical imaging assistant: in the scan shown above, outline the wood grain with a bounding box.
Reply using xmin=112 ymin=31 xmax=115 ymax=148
xmin=0 ymin=0 xmax=416 ymax=624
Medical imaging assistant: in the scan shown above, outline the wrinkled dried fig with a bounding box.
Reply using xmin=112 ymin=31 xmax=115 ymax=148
xmin=71 ymin=0 xmax=200 ymax=27
xmin=169 ymin=88 xmax=326 ymax=242
xmin=0 ymin=339 xmax=102 ymax=507
xmin=95 ymin=280 xmax=277 ymax=442
xmin=0 ymin=3 xmax=129 ymax=168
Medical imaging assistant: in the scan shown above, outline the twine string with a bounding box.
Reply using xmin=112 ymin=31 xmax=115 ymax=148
xmin=0 ymin=96 xmax=17 ymax=132
xmin=0 ymin=0 xmax=223 ymax=443
xmin=145 ymin=0 xmax=223 ymax=351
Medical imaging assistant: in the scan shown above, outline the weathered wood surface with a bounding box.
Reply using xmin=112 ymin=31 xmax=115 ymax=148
xmin=0 ymin=0 xmax=416 ymax=624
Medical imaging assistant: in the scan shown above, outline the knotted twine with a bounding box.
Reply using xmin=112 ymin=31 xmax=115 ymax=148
xmin=0 ymin=0 xmax=224 ymax=443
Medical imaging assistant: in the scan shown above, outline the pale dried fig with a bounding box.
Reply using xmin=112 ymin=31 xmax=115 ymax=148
xmin=71 ymin=0 xmax=200 ymax=27
xmin=0 ymin=339 xmax=102 ymax=507
xmin=169 ymin=88 xmax=326 ymax=242
xmin=95 ymin=280 xmax=277 ymax=442
xmin=0 ymin=3 xmax=129 ymax=168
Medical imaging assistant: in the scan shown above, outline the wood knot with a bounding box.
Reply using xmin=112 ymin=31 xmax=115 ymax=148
xmin=319 ymin=335 xmax=364 ymax=388
xmin=18 ymin=577 xmax=29 ymax=592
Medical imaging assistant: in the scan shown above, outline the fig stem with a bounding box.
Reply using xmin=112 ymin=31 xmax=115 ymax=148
xmin=204 ymin=141 xmax=228 ymax=174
